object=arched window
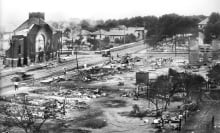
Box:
[35,34,45,52]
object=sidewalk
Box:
[0,54,84,77]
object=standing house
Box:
[107,26,146,42]
[106,30,126,43]
[212,40,220,60]
[0,32,13,56]
[189,39,200,65]
[188,17,213,65]
[198,18,208,45]
[90,29,107,40]
[127,27,145,40]
[80,30,91,45]
[5,12,61,67]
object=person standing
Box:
[212,115,215,129]
[14,81,19,91]
[63,68,67,80]
[63,68,67,75]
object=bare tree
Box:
[0,98,63,133]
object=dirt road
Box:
[0,43,146,95]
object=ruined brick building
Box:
[5,12,61,67]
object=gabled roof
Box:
[81,30,91,36]
[198,18,209,25]
[128,27,145,31]
[14,17,55,33]
[91,29,107,35]
[106,30,125,36]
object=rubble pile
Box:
[76,55,142,82]
[149,57,174,69]
[50,87,107,99]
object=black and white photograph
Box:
[0,0,220,132]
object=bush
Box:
[81,118,107,129]
[114,38,123,44]
[183,103,199,112]
[125,34,136,43]
[103,44,113,50]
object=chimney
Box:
[29,12,45,20]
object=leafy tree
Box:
[183,73,205,101]
[87,38,100,50]
[143,16,159,36]
[207,64,220,83]
[208,12,220,24]
[80,20,90,30]
[125,34,137,43]
[147,69,205,112]
[75,35,84,69]
[103,37,110,44]
[63,27,71,38]
[114,38,123,44]
[103,19,118,30]
[204,12,220,44]
[150,75,173,110]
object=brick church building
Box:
[5,12,61,67]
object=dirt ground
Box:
[1,50,191,133]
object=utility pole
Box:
[75,30,81,70]
[99,29,101,51]
[143,22,146,48]
[175,36,177,57]
[188,36,190,64]
[124,27,126,44]
[58,30,62,63]
[61,31,63,55]
[75,45,79,70]
[72,38,74,55]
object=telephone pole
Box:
[124,26,126,44]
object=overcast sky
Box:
[1,0,220,31]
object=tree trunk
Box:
[155,98,159,111]
[164,99,169,110]
[24,129,28,133]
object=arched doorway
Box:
[35,34,45,62]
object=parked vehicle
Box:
[102,50,111,57]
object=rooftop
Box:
[198,18,209,25]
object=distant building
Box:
[90,29,107,40]
[212,40,220,61]
[189,39,200,65]
[107,26,146,42]
[198,18,209,30]
[0,32,13,56]
[198,44,212,64]
[189,38,213,65]
[80,30,91,45]
[198,18,208,46]
[188,17,214,65]
[106,30,126,43]
[5,12,61,67]
[127,27,146,40]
